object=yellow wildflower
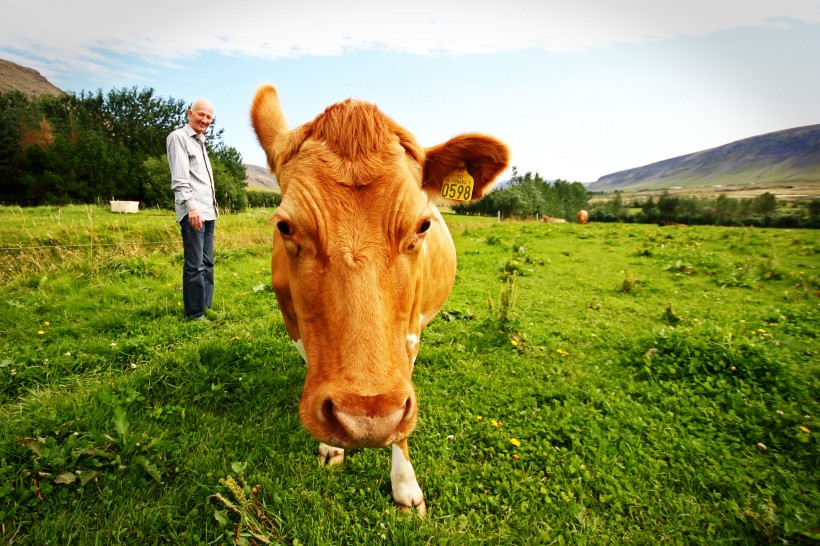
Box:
[799,426,811,434]
[38,330,45,336]
[511,339,519,346]
[556,349,569,357]
[220,475,249,508]
[476,415,483,421]
[510,438,521,447]
[44,321,50,326]
[491,419,502,427]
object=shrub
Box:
[246,191,281,208]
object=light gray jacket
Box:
[166,125,219,222]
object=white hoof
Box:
[317,442,345,466]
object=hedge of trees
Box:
[0,87,250,211]
[453,168,589,220]
[589,191,820,228]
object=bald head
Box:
[188,99,215,135]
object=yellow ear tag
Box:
[441,168,475,201]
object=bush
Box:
[246,191,281,208]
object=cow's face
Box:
[272,128,432,450]
[251,85,508,450]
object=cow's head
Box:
[251,85,508,449]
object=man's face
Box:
[188,104,214,135]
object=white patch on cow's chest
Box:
[406,333,420,365]
[406,334,419,352]
[294,339,307,362]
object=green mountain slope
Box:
[588,124,820,192]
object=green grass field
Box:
[1,205,818,545]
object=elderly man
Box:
[167,99,219,321]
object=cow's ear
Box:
[423,134,509,201]
[251,84,292,175]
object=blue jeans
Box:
[180,217,215,319]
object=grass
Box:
[0,205,818,544]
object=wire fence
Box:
[0,241,170,251]
[0,235,273,285]
[0,235,272,252]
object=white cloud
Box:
[3,0,818,181]
[3,0,820,76]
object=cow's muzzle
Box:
[305,389,418,449]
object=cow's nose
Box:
[321,393,416,448]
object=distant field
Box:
[0,206,817,544]
[589,180,820,204]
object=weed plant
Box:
[0,207,817,544]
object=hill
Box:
[588,124,820,192]
[245,164,280,191]
[0,58,63,99]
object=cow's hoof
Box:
[317,443,345,466]
[397,499,427,518]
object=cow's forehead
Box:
[305,99,422,160]
[278,98,424,187]
[274,97,433,254]
[282,138,421,191]
[278,124,427,228]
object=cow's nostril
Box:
[320,399,334,424]
[402,396,415,423]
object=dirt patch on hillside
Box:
[0,59,63,99]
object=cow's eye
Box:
[418,219,431,234]
[277,220,293,236]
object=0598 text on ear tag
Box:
[441,169,474,201]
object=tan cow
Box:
[541,216,568,223]
[251,84,509,515]
[577,209,589,224]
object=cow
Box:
[541,216,568,223]
[250,84,509,516]
[577,209,589,224]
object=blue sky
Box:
[2,1,819,182]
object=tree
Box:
[605,191,627,221]
[142,155,174,209]
[452,168,589,219]
[640,197,659,224]
[657,192,679,222]
[809,200,820,224]
[0,86,252,209]
[74,87,187,157]
[752,192,777,216]
[212,159,248,212]
[714,194,739,222]
[0,93,24,201]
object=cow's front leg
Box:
[391,439,426,516]
[318,442,345,466]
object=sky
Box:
[2,0,819,183]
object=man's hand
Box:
[188,209,203,230]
